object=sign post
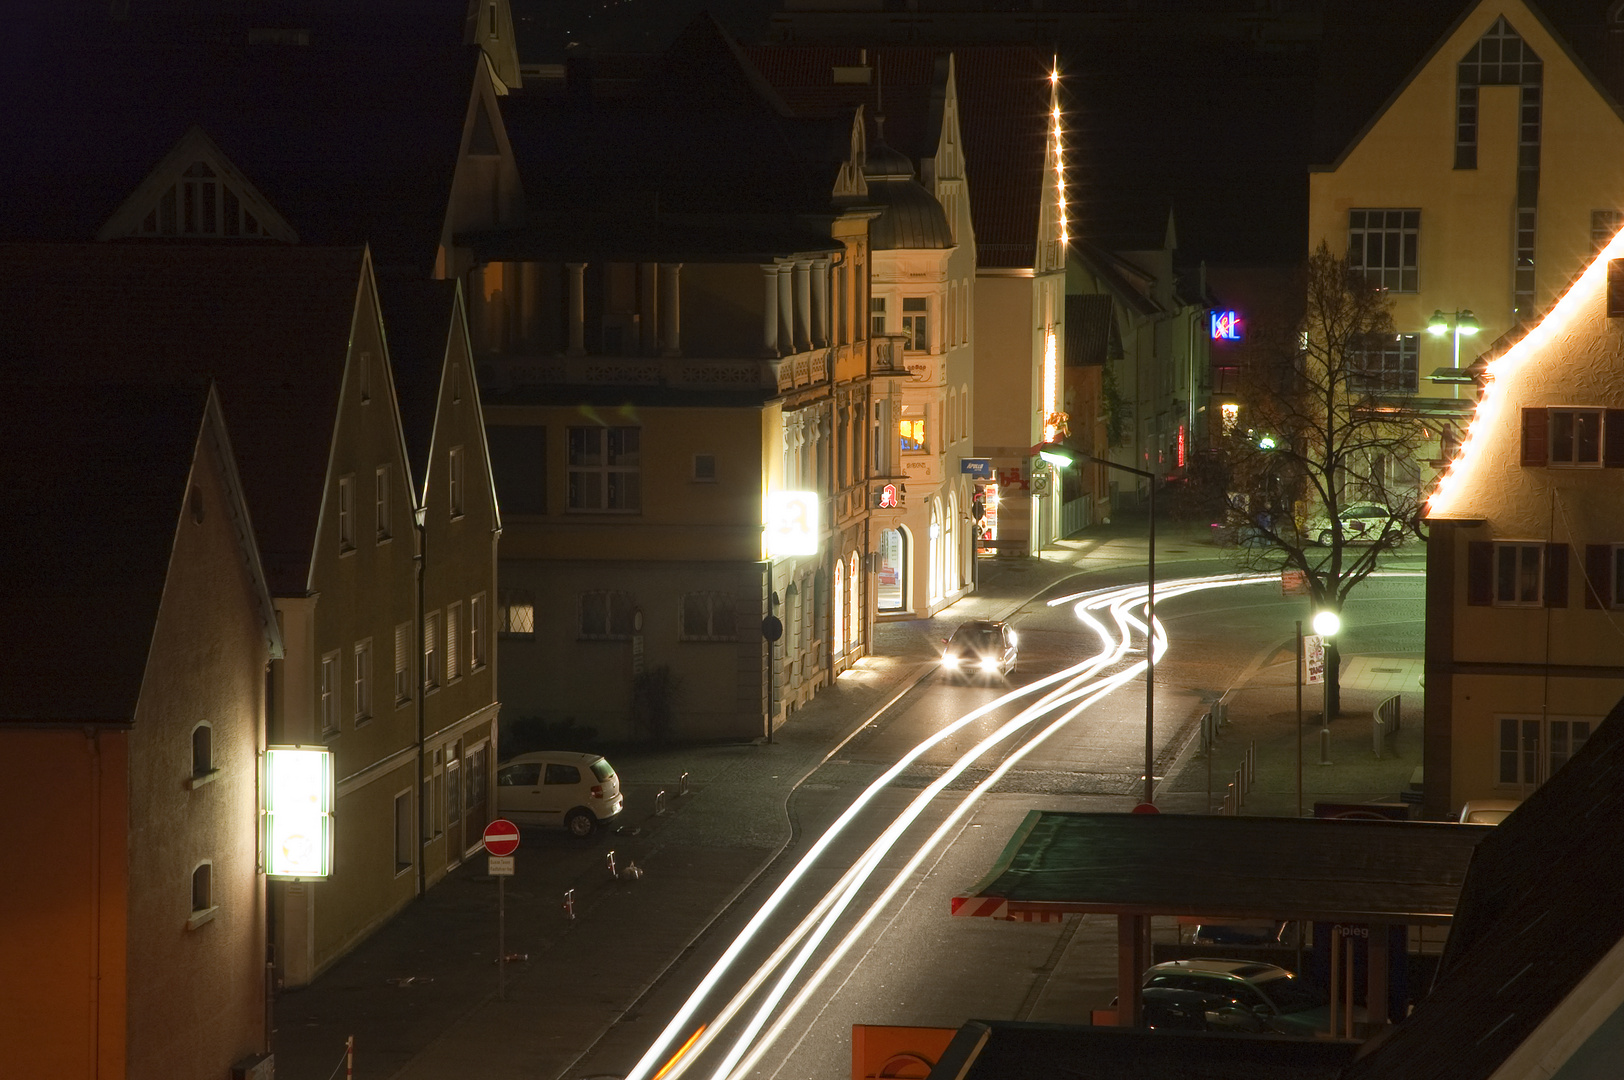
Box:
[1295,621,1304,817]
[1305,635,1330,765]
[483,819,520,999]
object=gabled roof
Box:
[0,36,484,275]
[0,243,372,596]
[749,44,1053,269]
[0,383,278,723]
[1344,694,1624,1080]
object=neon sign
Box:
[264,747,333,879]
[1211,310,1242,341]
[879,483,899,508]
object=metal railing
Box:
[1373,694,1402,759]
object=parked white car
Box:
[496,751,623,837]
[1307,503,1405,546]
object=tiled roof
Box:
[0,383,213,723]
[0,35,479,275]
[1065,294,1116,366]
[0,243,368,596]
[750,44,1054,269]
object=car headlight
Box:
[941,653,960,668]
[980,657,999,671]
[1006,629,1018,645]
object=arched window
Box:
[946,490,959,594]
[192,723,213,778]
[877,528,908,612]
[833,558,845,657]
[848,551,861,649]
[928,500,943,604]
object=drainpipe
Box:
[415,505,427,900]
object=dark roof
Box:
[0,243,368,595]
[0,383,212,723]
[865,176,954,251]
[1344,692,1624,1080]
[379,277,460,490]
[957,812,1487,925]
[929,1021,1359,1080]
[749,44,1055,269]
[0,36,480,275]
[1065,294,1116,366]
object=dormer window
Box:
[140,162,266,238]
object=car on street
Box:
[1459,798,1521,824]
[1142,985,1271,1033]
[940,619,1018,679]
[1142,958,1330,1037]
[1307,503,1405,546]
[495,751,623,837]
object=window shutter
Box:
[1545,544,1570,608]
[1609,259,1624,318]
[1586,544,1611,609]
[1607,410,1624,467]
[1521,408,1548,466]
[1467,541,1494,606]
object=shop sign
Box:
[264,747,334,879]
[766,490,820,556]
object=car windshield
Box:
[950,627,999,650]
[1257,973,1325,1014]
[590,759,615,782]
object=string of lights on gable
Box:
[1051,63,1067,249]
[1429,223,1624,516]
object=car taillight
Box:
[590,784,604,798]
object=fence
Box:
[1373,694,1402,759]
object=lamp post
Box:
[1039,443,1157,805]
[1427,309,1480,399]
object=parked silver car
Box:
[496,751,623,837]
[1142,958,1330,1037]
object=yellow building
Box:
[1309,0,1624,496]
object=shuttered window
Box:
[1584,544,1624,608]
[1469,541,1567,606]
[1609,259,1624,318]
[1522,408,1624,466]
[446,601,461,681]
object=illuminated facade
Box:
[1424,227,1624,817]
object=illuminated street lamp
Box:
[1041,443,1158,805]
[1311,609,1341,637]
[1427,309,1480,399]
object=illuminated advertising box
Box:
[766,490,820,557]
[264,747,334,879]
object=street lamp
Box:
[1427,309,1480,399]
[1038,442,1158,806]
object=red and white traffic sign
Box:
[483,819,520,857]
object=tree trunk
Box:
[1325,639,1342,719]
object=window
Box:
[337,475,355,552]
[470,594,488,669]
[1550,409,1604,466]
[137,161,268,239]
[1594,210,1624,253]
[499,762,541,786]
[581,590,635,639]
[394,791,413,874]
[545,763,582,785]
[1497,543,1544,606]
[191,724,213,780]
[486,425,547,514]
[354,640,372,723]
[189,862,214,927]
[394,622,413,705]
[446,602,462,681]
[320,651,340,736]
[900,405,927,452]
[1350,334,1420,394]
[693,454,717,482]
[375,465,391,541]
[1499,716,1591,786]
[423,748,443,840]
[424,611,440,691]
[902,297,928,351]
[1347,209,1419,292]
[681,592,737,640]
[567,427,641,511]
[359,350,373,404]
[1468,541,1567,608]
[870,296,887,336]
[449,446,466,518]
[500,590,535,636]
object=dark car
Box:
[1142,986,1270,1033]
[940,619,1018,679]
[1143,958,1331,1037]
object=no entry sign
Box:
[483,819,520,857]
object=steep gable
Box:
[97,124,296,243]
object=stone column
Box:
[778,264,795,354]
[638,262,659,355]
[793,260,813,353]
[566,262,587,356]
[659,263,683,356]
[810,258,830,349]
[761,263,780,356]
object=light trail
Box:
[630,570,1427,1080]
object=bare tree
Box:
[1217,243,1430,716]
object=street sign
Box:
[483,818,520,857]
[960,457,993,479]
[488,855,515,876]
[1305,635,1325,685]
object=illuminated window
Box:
[1348,210,1419,292]
[900,407,927,452]
[1350,334,1420,393]
[680,593,737,641]
[901,298,928,351]
[499,590,535,636]
[568,427,641,512]
[581,590,636,639]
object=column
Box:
[761,263,780,356]
[659,263,682,356]
[810,257,830,349]
[517,261,539,349]
[778,264,795,354]
[638,262,659,356]
[793,259,813,353]
[566,262,587,356]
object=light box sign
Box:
[766,490,820,557]
[1211,310,1242,341]
[265,747,334,879]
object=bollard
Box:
[563,888,575,920]
[1248,741,1257,791]
[1235,768,1245,808]
[679,771,690,797]
[655,789,668,816]
[1319,727,1333,766]
[606,850,617,879]
[1224,783,1235,814]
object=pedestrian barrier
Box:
[1373,694,1402,759]
[563,888,575,920]
[654,789,668,815]
[605,850,617,879]
[679,770,690,797]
